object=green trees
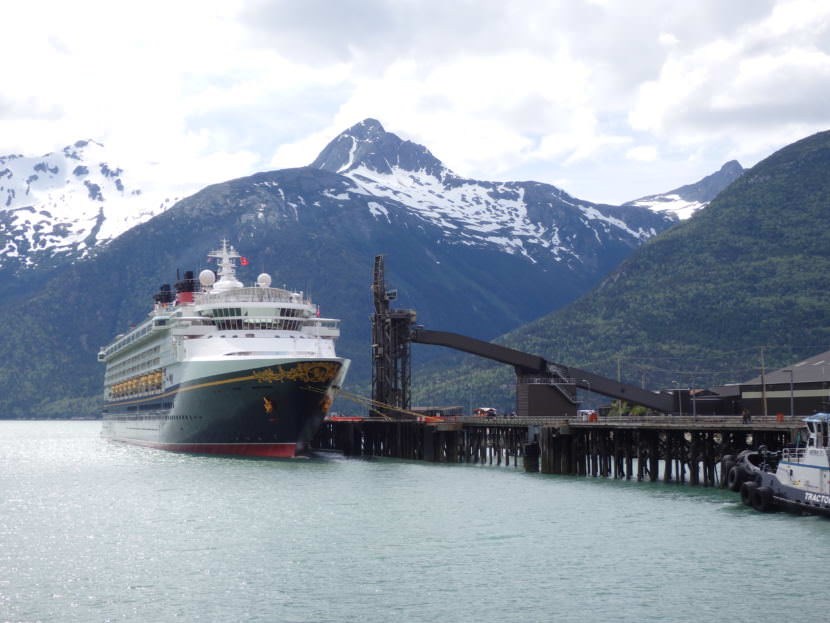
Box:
[415,130,830,411]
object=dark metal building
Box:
[739,350,830,416]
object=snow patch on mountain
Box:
[625,194,704,220]
[366,201,390,222]
[312,119,671,265]
[345,165,557,261]
[0,140,179,268]
[577,205,656,240]
[625,160,744,220]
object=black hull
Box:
[101,360,344,457]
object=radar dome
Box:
[257,273,272,288]
[199,269,216,287]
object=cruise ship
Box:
[99,240,349,457]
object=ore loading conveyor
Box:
[370,255,674,419]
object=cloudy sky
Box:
[3,0,829,203]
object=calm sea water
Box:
[2,420,829,623]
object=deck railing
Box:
[782,448,807,461]
[196,287,304,304]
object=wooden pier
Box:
[312,416,804,485]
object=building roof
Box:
[711,384,741,397]
[743,349,830,385]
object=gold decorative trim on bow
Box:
[252,362,341,384]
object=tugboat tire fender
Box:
[740,481,757,506]
[727,465,743,491]
[751,486,773,512]
[721,461,736,488]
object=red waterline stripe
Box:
[109,437,298,458]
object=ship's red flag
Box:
[240,257,249,265]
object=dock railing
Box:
[450,414,805,428]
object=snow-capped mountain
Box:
[0,140,180,269]
[625,160,744,220]
[0,119,678,417]
[311,119,672,267]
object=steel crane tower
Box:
[371,256,416,417]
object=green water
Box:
[2,421,829,622]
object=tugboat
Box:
[725,414,830,516]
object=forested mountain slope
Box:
[413,130,830,410]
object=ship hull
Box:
[102,359,347,458]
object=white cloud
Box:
[270,127,339,170]
[626,146,659,162]
[629,0,830,166]
[658,32,679,47]
[269,49,630,179]
[1,0,829,204]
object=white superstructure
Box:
[99,240,344,400]
[775,414,830,496]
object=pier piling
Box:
[312,416,802,487]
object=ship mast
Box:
[208,239,243,291]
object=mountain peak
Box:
[310,118,447,178]
[673,159,744,204]
[720,159,743,175]
[0,138,179,270]
[625,159,745,219]
[344,118,385,140]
